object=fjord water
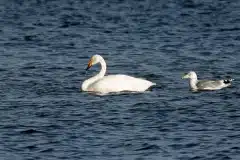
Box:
[1,0,240,159]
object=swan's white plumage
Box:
[82,55,156,93]
[88,74,155,93]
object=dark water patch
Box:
[235,36,240,40]
[9,37,22,41]
[0,68,7,72]
[231,146,240,150]
[185,142,199,148]
[131,102,156,108]
[35,111,51,118]
[189,156,204,160]
[39,148,54,153]
[199,51,212,56]
[142,73,159,79]
[135,143,160,151]
[60,21,81,28]
[25,144,38,150]
[20,129,45,134]
[20,65,37,70]
[24,35,39,41]
[180,0,204,8]
[227,134,240,139]
[219,27,240,32]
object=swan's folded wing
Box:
[89,74,155,93]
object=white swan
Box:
[82,55,156,93]
[182,71,234,91]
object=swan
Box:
[182,71,234,91]
[81,55,156,93]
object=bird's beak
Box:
[85,58,93,71]
[182,74,188,79]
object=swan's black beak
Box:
[85,65,91,71]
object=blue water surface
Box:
[0,0,240,160]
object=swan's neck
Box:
[82,59,107,91]
[189,78,198,90]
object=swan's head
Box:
[182,71,197,79]
[86,54,104,70]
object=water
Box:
[1,0,240,159]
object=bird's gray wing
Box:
[196,80,223,89]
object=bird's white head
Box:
[86,54,104,70]
[182,71,197,79]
